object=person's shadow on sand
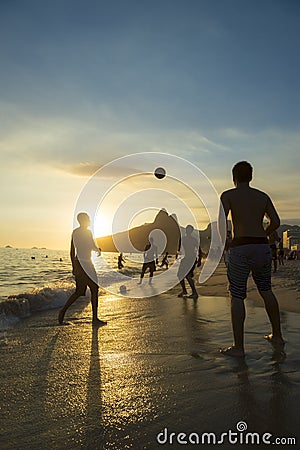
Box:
[83,327,105,448]
[27,331,60,439]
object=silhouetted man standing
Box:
[138,237,158,285]
[220,161,284,357]
[177,225,199,299]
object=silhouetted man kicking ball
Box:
[58,212,107,326]
[220,161,284,357]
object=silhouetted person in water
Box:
[278,237,284,266]
[160,252,169,269]
[269,229,279,273]
[177,225,198,299]
[197,245,203,267]
[118,253,125,270]
[138,237,158,285]
[220,161,284,357]
[58,212,106,326]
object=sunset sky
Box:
[1,0,299,249]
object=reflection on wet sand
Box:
[228,343,295,446]
[92,295,300,447]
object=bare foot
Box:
[264,334,285,346]
[92,319,107,327]
[220,346,245,358]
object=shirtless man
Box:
[138,237,158,285]
[220,161,284,357]
[177,225,199,299]
[58,212,107,326]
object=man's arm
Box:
[219,192,230,240]
[220,192,230,219]
[89,230,101,255]
[70,237,78,276]
[70,237,76,265]
[264,196,280,236]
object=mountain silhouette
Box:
[96,209,212,253]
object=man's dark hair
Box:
[232,161,253,183]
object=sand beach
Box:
[1,260,300,449]
[201,260,300,314]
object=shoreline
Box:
[199,260,300,314]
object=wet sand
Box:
[1,270,300,449]
[201,260,300,314]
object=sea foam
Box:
[0,285,74,331]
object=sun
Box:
[94,213,112,238]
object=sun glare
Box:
[94,213,112,238]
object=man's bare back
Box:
[221,184,280,239]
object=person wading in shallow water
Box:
[58,212,107,326]
[177,225,199,300]
[220,161,284,357]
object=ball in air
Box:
[154,167,166,179]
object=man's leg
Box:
[149,269,154,284]
[220,297,245,357]
[221,247,248,357]
[138,264,147,284]
[231,297,246,351]
[89,281,107,326]
[90,283,99,321]
[58,281,86,324]
[186,273,198,298]
[252,246,284,344]
[149,262,156,284]
[258,289,284,343]
[178,279,187,297]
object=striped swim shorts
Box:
[227,244,272,300]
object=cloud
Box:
[0,103,228,172]
[60,162,101,176]
[1,102,299,227]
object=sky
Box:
[0,0,299,249]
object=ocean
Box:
[0,248,144,331]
